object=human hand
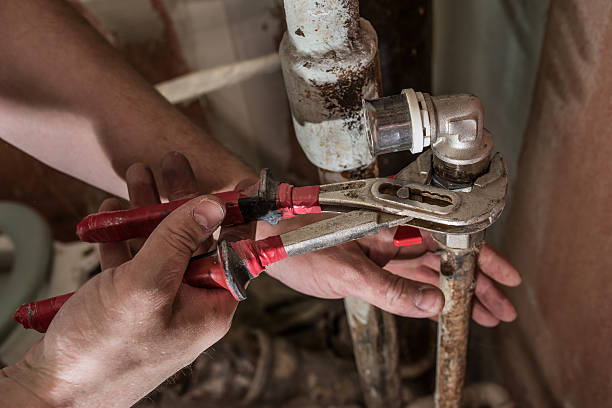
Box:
[262,218,521,327]
[2,154,237,408]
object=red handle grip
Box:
[77,191,244,243]
[13,254,229,333]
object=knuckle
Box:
[384,275,411,309]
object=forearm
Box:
[0,0,253,198]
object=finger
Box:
[98,198,131,270]
[161,151,199,201]
[345,257,445,318]
[472,298,501,327]
[127,163,161,207]
[124,195,226,298]
[478,243,522,287]
[474,270,517,322]
[385,252,441,285]
[126,163,161,252]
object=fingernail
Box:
[415,287,443,314]
[193,198,226,229]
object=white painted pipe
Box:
[284,0,360,53]
[156,53,280,104]
[280,0,380,172]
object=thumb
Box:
[127,195,226,296]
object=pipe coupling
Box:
[363,90,494,182]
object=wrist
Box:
[1,365,52,408]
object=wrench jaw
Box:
[399,152,508,235]
[316,150,509,234]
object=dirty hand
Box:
[1,158,236,407]
[264,219,521,326]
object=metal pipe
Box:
[430,95,492,406]
[431,233,483,408]
[283,0,360,54]
[280,1,401,406]
[361,89,500,407]
[280,0,379,173]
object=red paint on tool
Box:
[254,235,288,266]
[13,292,75,333]
[393,226,423,246]
[385,175,423,246]
[276,183,321,218]
[77,191,248,243]
[77,198,191,242]
[183,252,231,292]
[215,190,245,225]
[230,235,288,277]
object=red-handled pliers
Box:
[14,151,508,333]
[20,161,490,332]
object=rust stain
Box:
[317,59,377,131]
[339,161,378,180]
[435,249,478,407]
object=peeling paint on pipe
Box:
[280,0,380,172]
[284,0,360,54]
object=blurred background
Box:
[1,1,611,407]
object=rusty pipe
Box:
[280,1,401,406]
[431,233,483,408]
[431,126,491,408]
[361,89,501,407]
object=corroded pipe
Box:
[361,88,500,406]
[432,236,482,408]
[280,0,380,173]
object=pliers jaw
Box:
[218,241,250,301]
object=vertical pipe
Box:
[425,92,491,407]
[280,1,401,406]
[433,241,478,407]
[344,297,400,407]
[432,229,484,408]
